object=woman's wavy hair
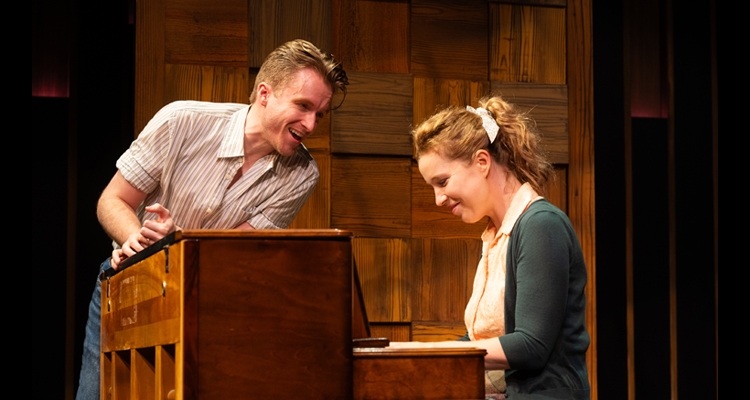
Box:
[412,96,552,195]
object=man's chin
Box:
[278,144,300,156]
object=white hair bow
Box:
[466,106,499,143]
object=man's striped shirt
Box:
[116,100,319,232]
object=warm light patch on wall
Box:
[32,66,70,98]
[32,0,71,98]
[629,0,668,119]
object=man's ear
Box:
[473,149,491,177]
[257,83,271,106]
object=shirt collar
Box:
[218,105,250,159]
[481,182,541,241]
[217,105,280,174]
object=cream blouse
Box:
[464,182,543,340]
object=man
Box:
[75,39,349,400]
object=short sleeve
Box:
[116,102,180,193]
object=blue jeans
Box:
[76,258,111,400]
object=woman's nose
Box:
[435,191,447,207]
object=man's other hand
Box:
[141,203,177,243]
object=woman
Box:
[391,96,590,399]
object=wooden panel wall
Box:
[135,0,249,133]
[566,0,596,391]
[134,0,596,396]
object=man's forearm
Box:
[97,196,143,246]
[97,171,149,246]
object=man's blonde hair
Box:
[249,39,348,109]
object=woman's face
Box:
[418,150,490,224]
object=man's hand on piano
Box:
[110,248,126,271]
[141,203,177,243]
[111,231,150,270]
[111,204,177,271]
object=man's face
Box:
[260,68,333,156]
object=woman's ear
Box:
[473,149,492,177]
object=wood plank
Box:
[353,238,412,322]
[411,0,489,80]
[112,351,131,399]
[490,3,566,84]
[288,150,331,229]
[135,0,166,136]
[413,77,492,130]
[165,0,248,66]
[412,320,468,342]
[332,0,410,73]
[247,68,258,104]
[546,165,568,213]
[133,348,156,399]
[248,0,332,67]
[155,345,176,400]
[369,323,411,342]
[164,64,249,104]
[209,66,250,103]
[332,71,413,155]
[331,155,412,237]
[410,238,482,321]
[412,160,487,239]
[490,82,569,164]
[100,352,112,399]
[566,0,597,397]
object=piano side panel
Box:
[195,237,353,398]
[181,239,200,399]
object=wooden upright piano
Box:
[100,229,485,399]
